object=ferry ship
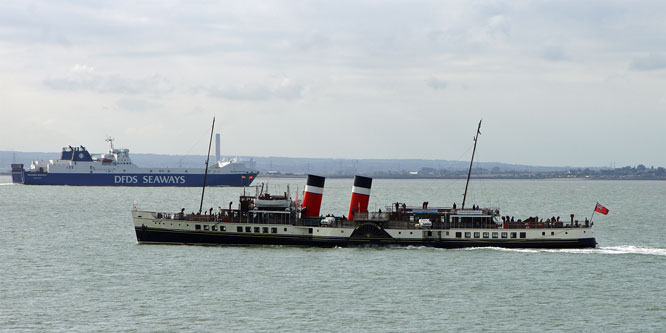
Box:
[131,121,599,249]
[11,137,258,187]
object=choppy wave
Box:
[0,183,15,186]
[459,245,666,256]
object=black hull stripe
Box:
[135,228,596,249]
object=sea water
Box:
[0,176,664,332]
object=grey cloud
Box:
[426,77,447,90]
[43,73,174,96]
[630,54,666,71]
[115,97,162,113]
[207,80,304,101]
[541,46,568,62]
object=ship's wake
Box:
[458,245,666,256]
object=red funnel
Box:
[348,175,372,220]
[301,174,325,217]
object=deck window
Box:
[203,225,209,231]
[237,226,243,232]
[464,232,471,238]
[284,228,288,232]
[221,226,226,232]
[245,226,251,232]
[427,231,433,237]
[195,225,201,230]
[455,232,462,238]
[271,227,277,233]
[483,232,489,238]
[520,232,526,238]
[254,227,260,233]
[551,232,554,235]
[212,226,217,231]
[542,232,546,236]
[501,232,508,238]
[510,232,517,238]
[262,227,269,233]
[474,232,480,238]
[492,232,498,238]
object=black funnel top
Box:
[353,175,372,189]
[306,174,326,187]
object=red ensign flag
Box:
[595,203,609,215]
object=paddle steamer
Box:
[132,120,597,248]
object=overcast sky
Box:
[1,0,665,167]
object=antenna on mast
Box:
[105,136,115,150]
[199,117,216,214]
[462,119,482,209]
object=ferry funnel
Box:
[215,133,221,162]
[348,175,372,220]
[301,174,325,217]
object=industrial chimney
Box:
[301,174,325,218]
[348,175,372,220]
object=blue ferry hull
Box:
[13,171,258,187]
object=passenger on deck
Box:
[453,202,457,209]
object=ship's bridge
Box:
[99,148,133,165]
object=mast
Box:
[462,119,482,209]
[105,136,115,150]
[199,117,216,214]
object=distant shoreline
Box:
[258,174,665,181]
[1,172,664,181]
